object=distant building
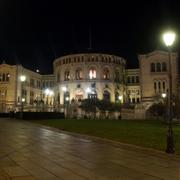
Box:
[139,51,179,109]
[0,50,178,114]
[0,63,54,112]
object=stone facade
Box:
[139,50,179,108]
[0,50,179,113]
[0,63,55,112]
[53,53,126,105]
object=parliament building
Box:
[0,50,179,117]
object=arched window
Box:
[115,70,120,82]
[103,90,110,101]
[127,76,131,83]
[151,63,155,72]
[156,63,161,72]
[158,81,161,93]
[154,82,157,93]
[131,76,135,83]
[64,91,70,104]
[162,62,167,72]
[136,76,139,83]
[2,73,5,81]
[163,81,166,91]
[64,70,70,81]
[76,68,83,80]
[115,92,119,102]
[6,73,10,81]
[89,67,96,79]
[103,68,109,80]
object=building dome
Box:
[53,53,126,104]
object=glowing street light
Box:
[118,95,123,101]
[44,89,54,108]
[162,30,176,153]
[45,88,50,95]
[62,86,67,92]
[163,31,176,47]
[86,87,91,93]
[20,75,26,119]
[161,93,167,98]
[61,87,69,118]
[21,98,25,102]
[20,75,26,82]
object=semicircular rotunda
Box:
[53,53,126,105]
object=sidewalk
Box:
[0,118,180,179]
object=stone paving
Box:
[0,118,180,180]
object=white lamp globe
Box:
[20,75,26,82]
[163,31,176,47]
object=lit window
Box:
[76,68,83,80]
[6,73,10,81]
[64,70,70,81]
[89,68,96,79]
[103,68,109,80]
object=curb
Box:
[27,121,180,161]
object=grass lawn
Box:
[30,119,180,154]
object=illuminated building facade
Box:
[0,50,179,113]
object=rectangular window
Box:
[131,76,135,83]
[30,79,34,87]
[136,76,139,83]
[137,98,140,103]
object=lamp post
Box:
[62,86,69,117]
[45,88,54,111]
[20,75,26,119]
[118,95,123,119]
[162,93,167,122]
[162,31,176,153]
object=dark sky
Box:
[0,0,180,74]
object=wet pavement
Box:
[0,118,180,180]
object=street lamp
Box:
[44,88,54,111]
[162,30,176,153]
[161,93,167,99]
[118,95,123,119]
[162,93,167,122]
[20,75,26,119]
[62,86,69,117]
[118,95,123,101]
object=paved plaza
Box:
[0,118,180,179]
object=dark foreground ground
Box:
[0,118,180,179]
[30,119,180,154]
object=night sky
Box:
[0,0,180,74]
